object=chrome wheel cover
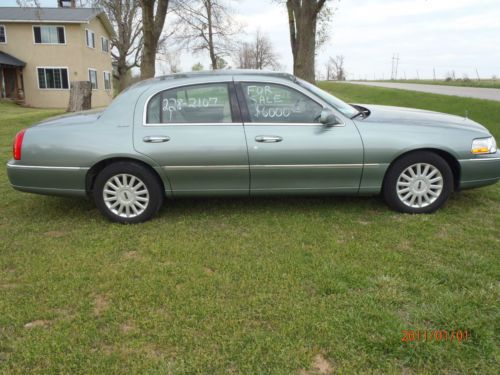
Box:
[396,163,443,208]
[103,174,149,218]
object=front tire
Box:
[383,151,453,213]
[93,162,164,223]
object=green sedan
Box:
[7,71,500,223]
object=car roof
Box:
[129,70,297,90]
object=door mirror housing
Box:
[319,108,342,127]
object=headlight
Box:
[471,137,497,154]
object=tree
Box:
[285,0,331,83]
[326,55,346,81]
[98,0,142,92]
[174,0,240,70]
[191,62,204,71]
[157,45,181,74]
[139,0,170,79]
[235,30,280,70]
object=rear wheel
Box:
[383,151,453,213]
[93,162,164,223]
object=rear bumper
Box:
[459,154,500,190]
[6,160,88,197]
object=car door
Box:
[134,80,249,196]
[235,78,364,194]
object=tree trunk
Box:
[286,0,323,83]
[116,56,129,92]
[140,0,169,79]
[206,1,217,70]
[67,81,92,112]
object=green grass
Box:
[375,79,500,89]
[1,86,499,374]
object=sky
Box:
[3,0,500,79]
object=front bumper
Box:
[459,152,500,190]
[6,160,88,197]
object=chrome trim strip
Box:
[459,157,500,162]
[162,163,379,170]
[164,165,248,170]
[144,123,242,127]
[251,163,377,169]
[7,164,89,171]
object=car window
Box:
[146,83,232,124]
[241,82,323,123]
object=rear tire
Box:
[93,162,164,223]
[383,151,453,213]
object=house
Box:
[0,7,114,108]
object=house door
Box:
[3,68,17,98]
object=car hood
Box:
[354,104,489,133]
[33,109,103,128]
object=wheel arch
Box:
[85,157,168,197]
[383,148,461,192]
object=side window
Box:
[146,83,233,124]
[0,25,6,43]
[241,82,322,123]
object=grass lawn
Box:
[1,84,499,374]
[375,79,500,89]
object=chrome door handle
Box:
[143,135,170,143]
[255,135,283,143]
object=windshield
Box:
[296,78,360,118]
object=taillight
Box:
[13,129,26,160]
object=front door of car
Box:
[134,81,249,196]
[235,79,364,194]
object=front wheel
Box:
[93,162,164,223]
[383,151,453,213]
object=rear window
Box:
[146,83,233,124]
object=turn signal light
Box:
[13,129,26,160]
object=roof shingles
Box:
[0,7,101,23]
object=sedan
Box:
[7,70,500,223]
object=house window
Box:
[85,29,95,48]
[88,69,98,90]
[37,68,69,89]
[101,36,109,52]
[33,26,65,44]
[103,71,111,90]
[0,25,6,43]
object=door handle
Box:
[143,135,170,143]
[255,135,283,143]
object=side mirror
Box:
[319,108,342,127]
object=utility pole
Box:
[475,68,480,81]
[433,68,436,81]
[391,53,400,80]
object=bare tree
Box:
[139,0,170,79]
[157,44,181,74]
[235,30,280,70]
[96,0,142,92]
[174,0,241,70]
[326,55,346,81]
[284,0,332,83]
[236,42,254,69]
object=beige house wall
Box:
[0,17,113,108]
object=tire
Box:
[93,161,164,223]
[382,151,453,214]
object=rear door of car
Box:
[234,76,364,194]
[134,78,249,196]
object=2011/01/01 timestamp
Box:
[402,330,470,343]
